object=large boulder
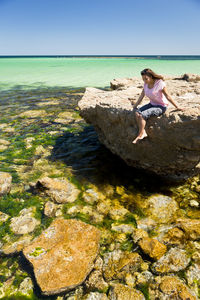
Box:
[23,218,100,296]
[78,83,200,180]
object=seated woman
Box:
[129,68,183,144]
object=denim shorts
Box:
[136,103,167,120]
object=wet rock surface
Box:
[138,237,167,260]
[10,207,40,235]
[0,172,12,195]
[23,218,100,295]
[78,76,200,180]
[0,85,200,299]
[108,283,145,300]
[35,176,80,203]
[151,247,191,274]
[159,276,197,300]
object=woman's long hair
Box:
[141,68,164,80]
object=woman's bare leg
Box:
[132,112,147,144]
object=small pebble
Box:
[189,200,199,207]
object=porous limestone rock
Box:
[78,82,200,180]
[103,250,142,281]
[18,110,47,118]
[176,218,200,240]
[111,223,135,234]
[85,269,109,293]
[186,263,200,287]
[0,172,12,195]
[138,194,178,224]
[10,207,40,235]
[0,235,32,254]
[132,228,149,243]
[159,276,197,300]
[108,283,145,300]
[83,292,108,300]
[151,247,190,274]
[35,176,80,203]
[0,139,10,151]
[44,201,60,217]
[181,73,200,82]
[110,77,141,90]
[23,218,100,296]
[0,211,10,223]
[138,237,167,260]
[18,277,34,296]
[161,227,185,246]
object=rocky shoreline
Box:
[0,84,199,299]
[78,73,200,181]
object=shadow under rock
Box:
[50,125,172,193]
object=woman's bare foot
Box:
[132,131,148,144]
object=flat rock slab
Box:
[23,218,100,296]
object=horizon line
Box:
[0,54,200,57]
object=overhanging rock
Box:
[78,85,200,181]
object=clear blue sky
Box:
[0,0,200,55]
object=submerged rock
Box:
[137,194,178,224]
[1,235,32,254]
[35,176,80,203]
[138,237,167,260]
[44,201,60,217]
[103,250,142,281]
[23,218,100,296]
[83,292,108,300]
[85,269,109,293]
[151,247,190,274]
[0,211,10,223]
[0,172,12,195]
[18,109,47,118]
[159,276,197,300]
[78,83,200,180]
[176,218,200,240]
[108,283,145,300]
[10,207,40,235]
[161,227,185,246]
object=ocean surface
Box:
[0,55,200,90]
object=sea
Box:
[0,55,200,90]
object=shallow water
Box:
[0,58,200,299]
[0,56,200,90]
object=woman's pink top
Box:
[144,79,168,107]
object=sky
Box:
[0,0,200,55]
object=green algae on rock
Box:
[0,86,200,299]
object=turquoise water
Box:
[0,56,200,90]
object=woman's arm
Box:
[129,89,145,109]
[162,87,184,111]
